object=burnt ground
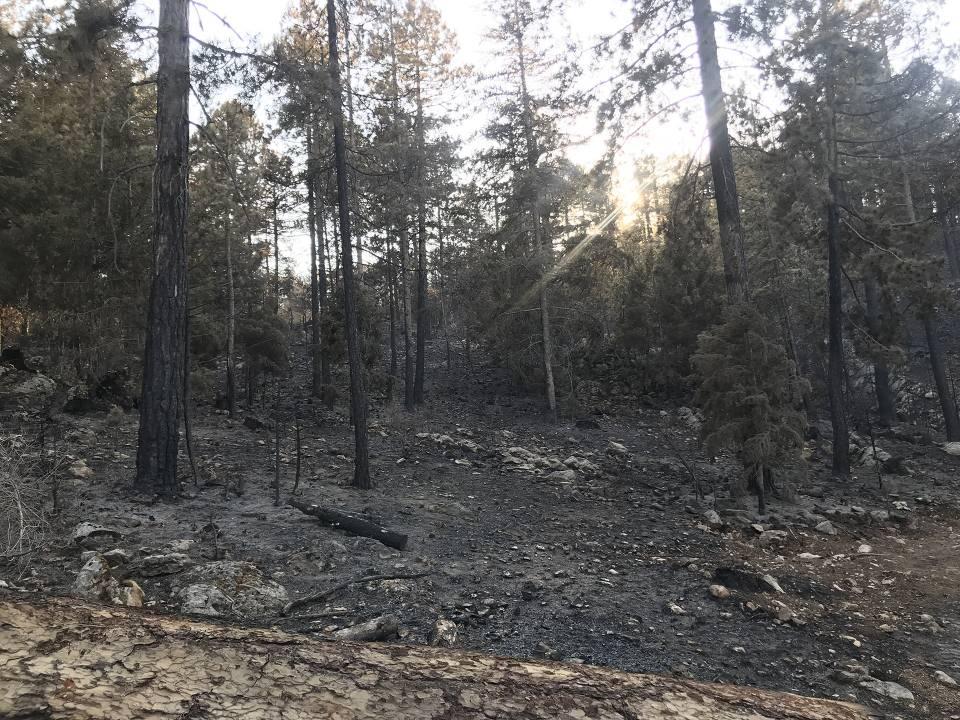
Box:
[3,350,960,719]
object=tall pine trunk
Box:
[136,0,189,495]
[225,217,237,417]
[306,125,322,399]
[513,0,556,421]
[902,168,960,439]
[826,171,849,476]
[316,201,333,405]
[413,68,427,406]
[863,277,896,426]
[327,0,370,489]
[923,316,960,440]
[691,0,748,301]
[400,225,415,411]
[273,195,281,314]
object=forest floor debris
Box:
[2,359,959,719]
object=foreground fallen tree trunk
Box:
[0,595,868,720]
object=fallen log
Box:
[333,613,400,641]
[290,498,408,550]
[1,594,869,720]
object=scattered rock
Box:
[761,574,785,594]
[520,579,544,601]
[0,364,57,409]
[73,554,118,601]
[72,554,143,607]
[666,602,687,615]
[546,469,577,483]
[859,678,914,702]
[68,460,94,479]
[869,510,890,523]
[429,619,458,647]
[757,530,789,547]
[607,441,629,457]
[117,580,145,607]
[179,583,233,617]
[533,641,562,660]
[815,520,837,535]
[178,561,288,617]
[940,441,960,456]
[703,509,723,528]
[934,670,957,687]
[72,522,122,548]
[101,548,131,567]
[563,456,601,476]
[709,584,730,600]
[137,553,193,577]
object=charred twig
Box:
[281,571,431,616]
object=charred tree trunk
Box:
[225,217,237,418]
[327,0,370,489]
[438,205,452,371]
[826,171,849,477]
[386,236,399,401]
[902,170,960,440]
[315,193,333,407]
[136,0,189,495]
[400,225,415,411]
[923,314,960,440]
[413,68,428,406]
[863,277,896,427]
[513,0,556,422]
[692,0,748,301]
[0,595,869,720]
[273,195,281,315]
[306,125,322,400]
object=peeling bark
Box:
[0,596,868,720]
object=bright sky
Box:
[184,0,960,270]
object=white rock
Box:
[703,509,723,527]
[709,584,730,600]
[815,520,837,535]
[429,618,459,647]
[69,460,94,479]
[71,522,122,547]
[73,554,118,600]
[857,544,873,554]
[941,441,960,456]
[761,574,785,594]
[179,583,232,617]
[859,679,914,702]
[934,670,957,687]
[607,441,629,456]
[179,561,288,617]
[138,552,193,577]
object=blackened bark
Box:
[924,314,960,441]
[863,278,896,426]
[513,0,556,421]
[826,172,849,476]
[306,125,322,399]
[692,0,748,302]
[400,225,415,411]
[413,68,427,406]
[327,0,370,489]
[136,0,189,495]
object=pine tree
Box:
[693,304,808,512]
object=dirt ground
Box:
[3,352,960,719]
